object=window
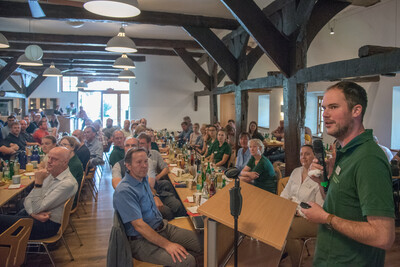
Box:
[60,77,78,92]
[258,94,270,128]
[392,86,400,149]
[317,96,324,135]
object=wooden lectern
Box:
[198,182,297,267]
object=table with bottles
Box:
[0,146,43,209]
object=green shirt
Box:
[209,141,231,167]
[246,155,276,193]
[314,130,394,267]
[109,146,125,167]
[206,139,218,157]
[69,154,83,209]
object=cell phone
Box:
[300,202,311,209]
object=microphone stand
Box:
[225,167,242,267]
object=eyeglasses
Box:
[60,143,72,147]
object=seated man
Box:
[0,147,78,240]
[102,118,120,151]
[33,120,50,144]
[113,137,185,220]
[113,148,202,266]
[109,130,125,167]
[20,119,37,144]
[1,115,16,139]
[5,121,27,151]
[177,122,193,143]
[84,126,104,166]
[272,120,284,141]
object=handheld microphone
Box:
[313,140,329,192]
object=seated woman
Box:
[280,144,323,267]
[248,121,265,142]
[240,138,276,193]
[38,135,57,169]
[189,123,201,147]
[206,129,232,169]
[59,136,84,209]
[235,132,251,171]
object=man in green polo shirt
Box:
[302,81,395,266]
[109,130,126,167]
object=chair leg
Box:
[42,243,56,267]
[61,235,74,261]
[69,219,83,246]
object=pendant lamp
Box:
[118,68,136,79]
[106,27,137,53]
[25,44,43,61]
[0,33,10,48]
[113,54,136,69]
[84,0,141,18]
[76,80,88,89]
[17,54,43,66]
[43,62,62,77]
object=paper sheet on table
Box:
[8,184,21,189]
[171,167,183,176]
[169,163,177,167]
[24,172,35,176]
[187,196,194,203]
[186,206,199,214]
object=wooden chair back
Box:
[277,176,290,196]
[273,161,283,193]
[59,197,74,236]
[0,218,33,267]
[70,172,86,214]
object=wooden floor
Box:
[22,162,400,267]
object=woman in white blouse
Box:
[280,144,323,267]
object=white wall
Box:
[129,55,209,131]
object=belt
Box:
[127,222,164,241]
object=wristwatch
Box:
[34,183,43,188]
[326,213,335,229]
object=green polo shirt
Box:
[314,129,394,267]
[206,139,218,157]
[246,155,276,193]
[109,146,125,167]
[69,154,83,209]
[209,141,231,167]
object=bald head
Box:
[46,147,70,177]
[72,129,84,142]
[124,137,138,153]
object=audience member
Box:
[33,120,50,144]
[146,129,160,152]
[177,122,192,143]
[59,136,84,209]
[189,123,201,147]
[20,119,36,144]
[272,120,285,141]
[228,119,236,130]
[248,121,265,141]
[84,126,104,166]
[25,115,37,134]
[113,148,202,266]
[225,124,236,150]
[4,121,26,151]
[240,139,276,193]
[103,118,120,149]
[54,104,63,115]
[66,102,77,115]
[72,129,91,170]
[122,119,131,138]
[39,135,57,169]
[206,129,232,168]
[202,125,217,156]
[32,113,42,128]
[130,121,139,136]
[109,130,125,167]
[76,106,89,130]
[280,145,323,267]
[133,125,146,138]
[1,115,16,139]
[139,118,147,127]
[0,147,78,240]
[49,114,60,130]
[235,132,251,171]
[373,136,394,162]
[183,116,193,131]
[214,121,221,131]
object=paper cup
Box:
[12,175,21,184]
[193,192,202,206]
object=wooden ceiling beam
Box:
[184,26,239,84]
[0,58,19,87]
[2,31,201,49]
[0,52,146,62]
[2,45,204,58]
[6,77,23,94]
[174,48,211,89]
[220,0,290,76]
[26,74,47,98]
[0,1,239,30]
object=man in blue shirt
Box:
[177,122,193,143]
[113,148,202,266]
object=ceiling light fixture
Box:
[76,80,88,89]
[84,0,141,18]
[25,44,43,61]
[329,19,336,35]
[17,54,43,66]
[118,68,136,79]
[113,54,136,69]
[43,62,62,77]
[0,32,10,48]
[106,26,137,53]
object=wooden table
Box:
[265,140,284,148]
[0,175,35,208]
[168,169,197,213]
